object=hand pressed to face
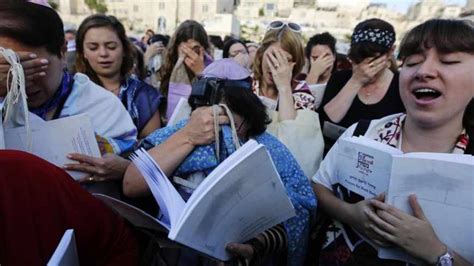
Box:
[83,27,124,79]
[351,54,389,86]
[262,43,295,91]
[309,44,335,79]
[179,39,205,75]
[229,43,250,68]
[144,41,165,61]
[367,195,445,264]
[0,37,64,108]
[0,51,48,96]
[181,106,230,146]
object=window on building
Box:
[133,5,138,12]
[203,4,208,12]
[159,2,165,10]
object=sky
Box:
[369,0,467,13]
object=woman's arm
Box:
[122,106,229,197]
[138,110,161,139]
[323,55,387,123]
[266,47,297,121]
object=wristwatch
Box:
[437,250,454,266]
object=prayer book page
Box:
[337,136,402,199]
[379,154,474,263]
[94,193,170,232]
[131,140,295,261]
[4,113,101,180]
[47,229,79,266]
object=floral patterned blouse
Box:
[252,75,316,111]
[140,121,317,266]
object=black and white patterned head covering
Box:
[351,27,395,48]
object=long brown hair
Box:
[159,20,209,95]
[75,14,135,86]
[252,27,305,88]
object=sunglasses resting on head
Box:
[267,21,302,34]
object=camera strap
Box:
[213,104,241,162]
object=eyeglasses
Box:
[267,21,302,34]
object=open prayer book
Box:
[0,47,100,180]
[337,136,474,263]
[47,229,79,266]
[101,140,295,261]
[2,113,101,180]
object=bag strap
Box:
[353,119,371,137]
[213,104,241,162]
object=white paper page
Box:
[169,142,295,261]
[379,156,474,263]
[186,140,259,203]
[138,149,186,227]
[174,140,260,233]
[94,193,171,231]
[337,137,401,199]
[4,114,101,180]
[403,152,473,165]
[47,229,79,266]
[167,97,191,126]
[131,149,186,229]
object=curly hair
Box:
[159,20,210,95]
[75,14,135,86]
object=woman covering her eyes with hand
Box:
[304,32,337,109]
[252,21,324,179]
[223,38,251,69]
[318,19,405,153]
[75,14,162,140]
[159,20,213,120]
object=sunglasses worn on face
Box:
[267,21,302,34]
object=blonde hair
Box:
[252,28,305,86]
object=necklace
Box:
[107,85,121,95]
[361,85,378,97]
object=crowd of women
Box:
[0,1,472,265]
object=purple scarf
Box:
[30,71,72,120]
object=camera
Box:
[188,77,251,110]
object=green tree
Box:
[85,0,108,14]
